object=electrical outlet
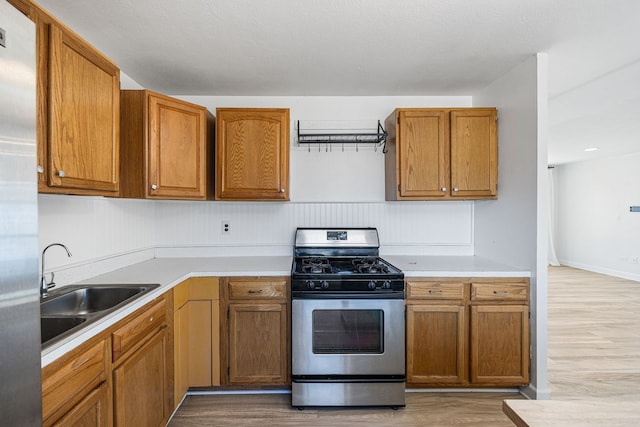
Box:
[222,220,231,235]
[632,257,639,265]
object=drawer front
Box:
[112,298,166,362]
[42,339,107,423]
[228,279,287,300]
[407,281,465,300]
[471,283,528,302]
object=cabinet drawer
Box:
[471,283,528,302]
[228,279,287,300]
[407,281,465,300]
[42,339,107,423]
[112,298,166,362]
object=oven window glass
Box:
[312,309,384,354]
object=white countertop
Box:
[41,255,529,366]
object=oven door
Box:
[292,297,405,377]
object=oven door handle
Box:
[292,291,404,300]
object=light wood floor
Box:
[169,266,640,426]
[547,265,640,400]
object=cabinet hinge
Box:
[227,367,230,376]
[398,184,401,192]
[397,116,400,124]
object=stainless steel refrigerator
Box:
[0,2,42,425]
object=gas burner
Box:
[301,257,332,274]
[352,257,390,274]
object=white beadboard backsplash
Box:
[153,200,474,257]
[39,195,474,285]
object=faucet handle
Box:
[47,272,56,289]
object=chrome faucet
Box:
[40,243,72,298]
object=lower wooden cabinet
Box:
[41,293,172,427]
[173,277,220,407]
[407,304,467,384]
[113,328,169,426]
[42,338,110,426]
[220,277,290,387]
[406,278,529,388]
[52,382,110,427]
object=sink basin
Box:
[41,285,158,316]
[40,283,160,347]
[41,316,87,345]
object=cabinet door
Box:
[228,303,289,384]
[147,94,207,198]
[450,109,497,198]
[470,305,529,385]
[113,329,169,427]
[52,382,109,427]
[47,22,119,193]
[406,304,467,385]
[397,110,448,198]
[215,108,289,200]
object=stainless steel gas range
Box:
[290,228,405,409]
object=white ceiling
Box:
[36,0,640,165]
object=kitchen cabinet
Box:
[406,278,529,388]
[470,282,530,385]
[173,277,221,407]
[41,338,110,426]
[406,281,467,385]
[215,108,290,201]
[385,108,497,200]
[30,4,120,196]
[112,297,171,426]
[120,90,214,200]
[220,277,290,386]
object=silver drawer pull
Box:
[248,289,263,294]
[493,291,509,296]
[429,290,443,294]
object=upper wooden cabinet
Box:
[120,90,214,200]
[215,108,290,201]
[385,108,497,200]
[32,5,120,195]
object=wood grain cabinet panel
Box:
[173,277,221,409]
[215,108,289,200]
[385,108,497,200]
[51,382,109,427]
[113,328,170,427]
[30,5,121,195]
[470,305,530,385]
[41,338,109,426]
[407,304,467,384]
[120,90,213,200]
[221,277,290,387]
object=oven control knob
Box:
[368,280,377,290]
[306,280,316,290]
[382,280,392,289]
[321,280,330,290]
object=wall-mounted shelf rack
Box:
[296,120,388,152]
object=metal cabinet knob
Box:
[441,187,447,192]
[280,188,285,193]
[151,184,157,190]
[57,170,65,177]
[37,165,44,173]
[453,187,459,192]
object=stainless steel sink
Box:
[41,316,87,345]
[40,283,160,347]
[41,285,158,316]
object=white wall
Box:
[554,152,640,281]
[38,195,155,285]
[473,54,549,399]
